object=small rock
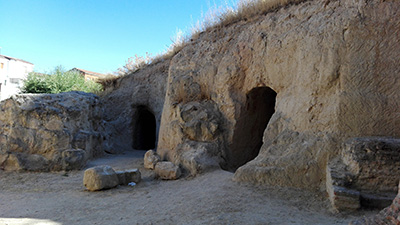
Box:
[116,169,141,185]
[144,150,161,170]
[155,161,181,180]
[83,165,119,191]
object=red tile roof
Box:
[70,68,105,78]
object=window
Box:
[0,63,3,69]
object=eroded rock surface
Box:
[101,60,169,153]
[156,0,400,190]
[0,92,104,171]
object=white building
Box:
[0,55,34,101]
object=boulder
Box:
[83,166,119,191]
[175,141,221,175]
[144,150,161,170]
[155,162,181,180]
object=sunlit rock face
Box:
[0,91,104,171]
[155,0,400,190]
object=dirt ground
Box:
[0,151,378,225]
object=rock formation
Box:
[101,0,400,200]
[0,0,398,217]
[101,60,169,153]
[0,92,104,171]
[153,0,400,191]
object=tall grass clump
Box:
[21,66,103,94]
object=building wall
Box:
[0,57,34,101]
[84,74,100,81]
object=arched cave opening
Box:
[228,87,277,170]
[132,106,156,150]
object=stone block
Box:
[360,192,397,209]
[342,137,400,192]
[144,150,161,170]
[326,158,360,212]
[327,185,360,212]
[155,161,181,180]
[83,166,119,191]
[116,169,141,185]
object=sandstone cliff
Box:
[154,0,400,190]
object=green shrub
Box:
[21,66,103,94]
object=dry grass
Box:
[96,74,120,88]
[115,0,308,78]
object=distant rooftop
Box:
[70,68,105,78]
[0,54,34,65]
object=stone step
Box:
[326,157,360,212]
[360,191,397,209]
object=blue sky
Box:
[0,0,236,74]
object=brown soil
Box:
[0,151,378,225]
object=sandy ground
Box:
[0,151,378,225]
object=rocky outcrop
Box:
[155,0,400,190]
[101,60,169,153]
[0,92,104,171]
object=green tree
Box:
[21,66,102,94]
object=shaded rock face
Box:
[0,92,104,171]
[101,60,169,153]
[326,137,400,212]
[351,182,400,225]
[156,0,400,189]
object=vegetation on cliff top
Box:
[21,66,103,94]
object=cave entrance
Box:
[132,106,156,150]
[229,87,277,170]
